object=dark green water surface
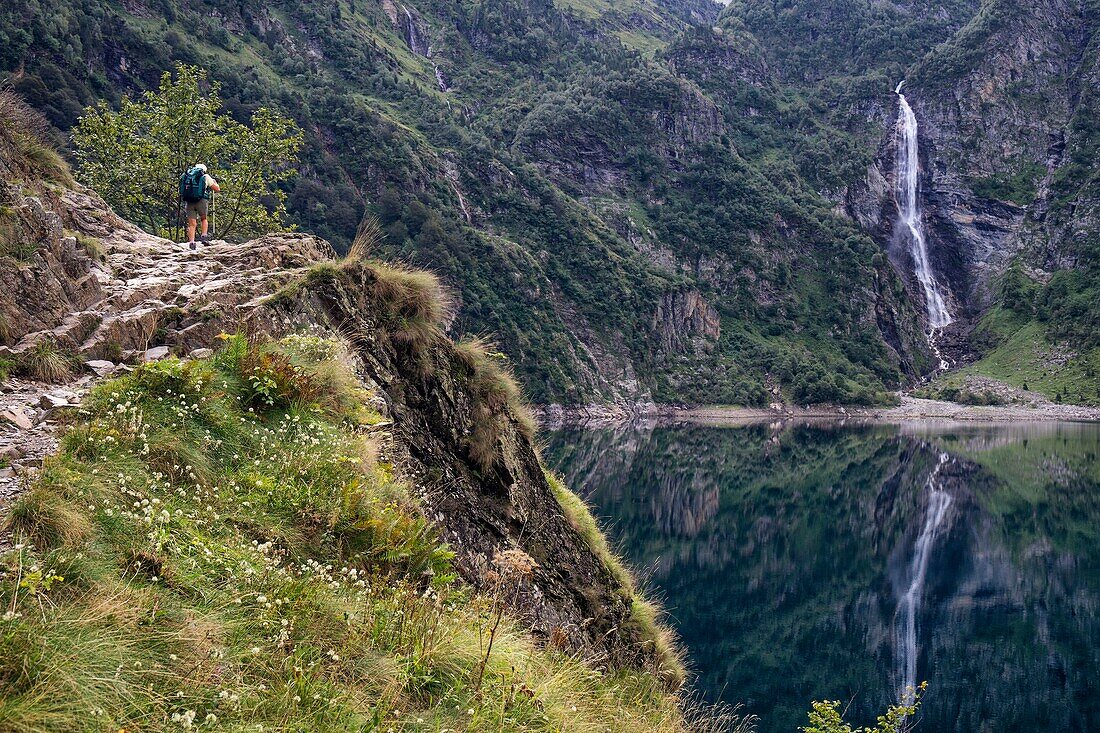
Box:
[544,421,1100,733]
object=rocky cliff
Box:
[906,0,1097,307]
[0,133,673,677]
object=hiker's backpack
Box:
[179,167,207,203]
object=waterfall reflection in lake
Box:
[893,452,952,704]
[545,421,1100,733]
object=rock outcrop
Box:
[0,173,662,674]
[651,288,720,357]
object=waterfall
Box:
[401,5,448,92]
[893,81,953,363]
[402,6,429,57]
[894,452,953,704]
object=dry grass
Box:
[345,216,384,262]
[366,261,450,355]
[0,88,73,186]
[454,336,539,471]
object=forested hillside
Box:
[2,0,1097,405]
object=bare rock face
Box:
[235,263,664,674]
[0,186,104,348]
[652,288,720,357]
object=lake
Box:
[544,420,1100,733]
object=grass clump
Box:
[346,215,385,262]
[365,260,450,354]
[546,471,687,689]
[73,231,105,262]
[0,89,73,186]
[0,334,713,733]
[15,337,75,382]
[454,337,539,471]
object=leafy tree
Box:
[72,64,302,242]
[802,683,925,733]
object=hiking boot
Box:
[189,241,197,251]
[199,234,212,243]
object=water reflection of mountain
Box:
[545,423,1100,733]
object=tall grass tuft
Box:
[16,337,74,382]
[454,336,539,471]
[4,485,93,550]
[345,216,384,262]
[364,261,450,358]
[0,88,73,186]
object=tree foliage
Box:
[72,64,302,241]
[802,683,925,733]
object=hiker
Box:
[180,163,221,249]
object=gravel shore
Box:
[540,394,1100,428]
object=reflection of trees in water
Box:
[544,423,1100,733]
[649,471,721,538]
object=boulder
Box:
[85,359,117,377]
[39,393,71,409]
[143,346,171,362]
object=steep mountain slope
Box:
[0,111,701,728]
[720,0,1099,403]
[848,0,1100,402]
[0,0,932,406]
[4,0,1096,405]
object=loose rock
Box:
[1,408,33,431]
[85,359,117,376]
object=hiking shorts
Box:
[185,199,209,219]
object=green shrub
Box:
[802,682,924,733]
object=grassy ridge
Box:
[936,305,1100,406]
[0,335,724,732]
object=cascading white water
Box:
[894,452,953,704]
[894,81,953,364]
[402,5,449,92]
[402,6,429,56]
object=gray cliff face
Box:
[882,0,1097,311]
[651,289,721,358]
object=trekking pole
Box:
[210,190,216,239]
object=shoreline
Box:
[538,396,1100,428]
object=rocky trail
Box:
[3,178,668,668]
[1,183,338,537]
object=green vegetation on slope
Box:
[949,261,1100,405]
[0,0,929,405]
[0,335,715,732]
